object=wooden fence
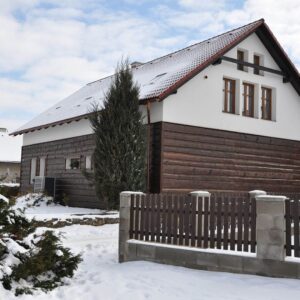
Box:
[285,198,300,257]
[129,193,256,253]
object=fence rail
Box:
[285,198,300,257]
[129,193,256,253]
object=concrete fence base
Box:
[126,240,300,279]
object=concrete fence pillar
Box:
[249,190,267,198]
[190,191,211,198]
[119,191,144,263]
[255,195,286,261]
[190,190,211,209]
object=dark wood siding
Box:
[20,134,103,208]
[161,122,300,193]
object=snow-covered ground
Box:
[0,183,20,187]
[1,224,300,300]
[13,194,118,221]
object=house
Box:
[11,19,300,208]
[0,130,21,183]
[0,161,20,183]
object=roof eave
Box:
[10,113,92,136]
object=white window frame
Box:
[30,158,37,184]
[85,155,92,170]
[65,157,80,170]
[39,157,46,177]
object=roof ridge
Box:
[86,19,264,86]
[144,18,264,66]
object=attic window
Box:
[85,96,92,101]
[56,106,61,110]
[237,49,248,72]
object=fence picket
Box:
[230,198,236,251]
[216,197,222,249]
[179,195,184,245]
[237,198,243,251]
[190,195,196,247]
[184,195,191,246]
[161,194,167,243]
[134,194,140,240]
[167,194,173,244]
[250,197,256,253]
[243,196,250,252]
[197,196,203,248]
[285,199,292,256]
[140,194,145,240]
[223,197,229,250]
[144,194,150,241]
[209,196,216,249]
[203,197,209,248]
[129,194,134,239]
[173,195,178,245]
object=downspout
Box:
[146,101,151,193]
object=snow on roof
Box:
[0,132,22,162]
[13,19,263,135]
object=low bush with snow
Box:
[0,200,82,296]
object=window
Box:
[223,78,236,114]
[66,157,80,170]
[243,83,255,117]
[254,55,260,75]
[85,155,92,170]
[30,158,37,184]
[237,50,245,71]
[261,87,272,120]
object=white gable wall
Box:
[23,103,163,146]
[23,118,94,146]
[162,33,300,141]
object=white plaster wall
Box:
[24,103,164,146]
[23,118,94,146]
[162,33,300,141]
[139,101,163,124]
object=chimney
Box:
[130,61,143,69]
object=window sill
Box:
[261,118,275,122]
[242,113,255,118]
[222,110,238,115]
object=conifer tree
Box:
[89,60,146,209]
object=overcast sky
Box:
[0,0,300,159]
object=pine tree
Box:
[89,60,146,209]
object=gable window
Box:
[223,78,236,114]
[243,83,255,117]
[253,55,260,75]
[237,50,245,71]
[261,87,272,120]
